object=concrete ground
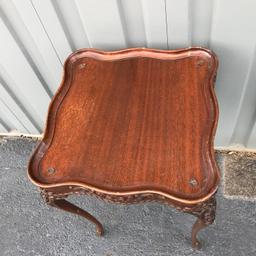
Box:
[0,137,255,256]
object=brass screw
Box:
[79,63,86,69]
[189,178,198,187]
[196,59,204,67]
[47,167,56,175]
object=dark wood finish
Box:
[28,47,220,249]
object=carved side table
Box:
[28,48,220,249]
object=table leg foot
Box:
[191,218,206,249]
[49,198,104,236]
[189,196,216,249]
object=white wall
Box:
[0,0,256,148]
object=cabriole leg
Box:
[41,190,104,236]
[190,196,216,249]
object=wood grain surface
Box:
[28,48,220,203]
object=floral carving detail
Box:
[40,186,216,225]
[181,196,216,225]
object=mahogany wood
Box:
[28,47,220,249]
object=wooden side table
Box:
[28,48,220,249]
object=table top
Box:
[28,48,220,205]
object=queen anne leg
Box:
[190,196,217,249]
[41,190,104,236]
